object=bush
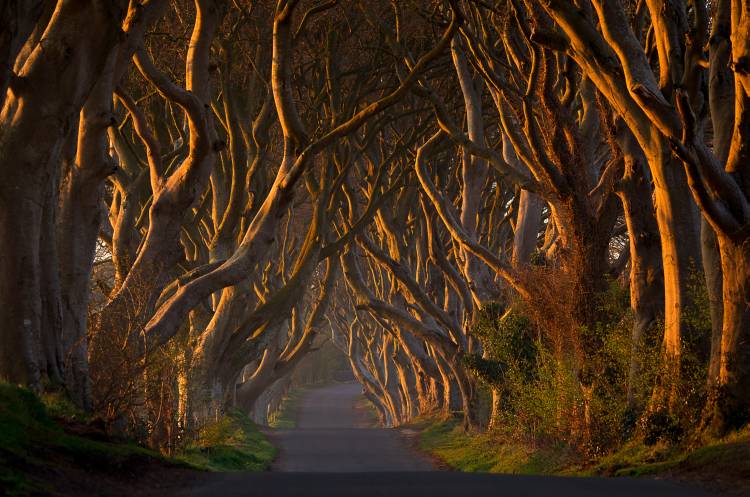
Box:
[177,409,276,471]
[463,303,536,388]
[464,278,710,455]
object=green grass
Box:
[586,427,750,479]
[0,383,174,496]
[414,416,573,474]
[177,409,276,471]
[268,388,306,429]
[414,414,750,486]
[0,383,276,496]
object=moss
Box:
[177,409,276,471]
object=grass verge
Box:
[586,429,750,495]
[414,416,574,474]
[176,409,275,471]
[413,415,750,496]
[268,388,306,429]
[0,383,180,496]
[0,383,274,496]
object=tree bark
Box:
[0,0,126,388]
[706,239,750,432]
[615,127,664,410]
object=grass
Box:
[40,390,88,421]
[354,396,379,426]
[268,388,306,429]
[585,427,750,479]
[414,414,750,493]
[0,383,172,496]
[582,428,750,495]
[0,382,276,496]
[414,416,573,474]
[176,409,276,471]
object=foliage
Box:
[463,303,537,388]
[177,409,276,471]
[40,390,88,421]
[462,280,715,454]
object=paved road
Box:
[269,381,434,472]
[177,382,725,497]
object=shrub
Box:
[464,278,712,455]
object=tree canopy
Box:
[0,0,749,454]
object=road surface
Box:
[270,381,434,471]
[176,382,725,497]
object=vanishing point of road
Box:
[177,382,725,497]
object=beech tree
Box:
[1,0,749,455]
[0,0,136,398]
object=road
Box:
[269,381,434,471]
[176,382,725,497]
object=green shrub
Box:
[465,275,716,455]
[177,409,275,471]
[463,303,537,388]
[40,390,87,421]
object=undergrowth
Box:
[0,382,170,496]
[414,415,575,474]
[414,415,750,486]
[0,382,274,496]
[268,388,306,429]
[421,275,747,493]
[176,409,275,471]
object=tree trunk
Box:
[705,238,750,433]
[506,133,543,268]
[452,39,492,305]
[0,1,125,388]
[0,186,45,388]
[512,189,543,267]
[236,346,280,413]
[57,52,119,408]
[615,127,664,410]
[40,158,65,387]
[703,222,724,388]
[646,143,703,406]
[489,387,502,431]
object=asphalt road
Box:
[269,381,434,472]
[176,382,725,497]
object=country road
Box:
[176,382,725,497]
[269,381,434,471]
